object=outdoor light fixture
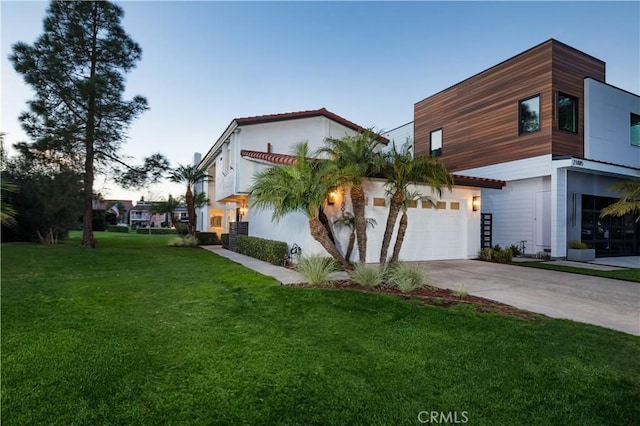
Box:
[328,191,337,205]
[472,196,480,212]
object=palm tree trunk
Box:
[309,217,351,271]
[345,230,356,262]
[379,190,403,264]
[390,211,408,264]
[318,207,335,244]
[351,184,367,263]
[186,186,196,235]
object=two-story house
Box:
[196,108,504,262]
[413,39,639,258]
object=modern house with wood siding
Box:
[413,39,639,258]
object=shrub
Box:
[168,235,198,247]
[349,263,385,288]
[478,246,512,264]
[196,232,220,245]
[136,228,177,235]
[295,255,337,286]
[506,244,521,257]
[387,263,426,293]
[221,233,229,249]
[107,225,129,233]
[569,240,589,250]
[175,223,189,236]
[236,235,288,265]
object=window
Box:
[519,95,540,134]
[407,200,418,208]
[558,93,578,133]
[373,197,386,207]
[450,202,460,211]
[436,201,446,210]
[422,200,434,209]
[430,129,442,157]
[631,113,640,147]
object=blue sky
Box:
[2,1,639,201]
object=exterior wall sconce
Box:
[472,196,481,212]
[328,191,337,205]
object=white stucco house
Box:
[195,108,504,263]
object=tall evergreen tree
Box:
[9,1,160,248]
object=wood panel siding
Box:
[415,39,605,172]
[551,42,605,158]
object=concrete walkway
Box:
[417,260,640,336]
[202,246,639,336]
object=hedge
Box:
[221,233,229,249]
[107,225,129,233]
[236,235,288,265]
[135,228,177,235]
[196,232,220,245]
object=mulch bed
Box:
[289,280,545,321]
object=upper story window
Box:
[430,128,442,157]
[519,95,541,134]
[558,93,578,133]
[631,113,640,147]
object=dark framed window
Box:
[430,128,442,157]
[631,113,640,147]
[558,92,578,133]
[519,95,540,134]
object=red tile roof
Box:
[235,108,389,144]
[240,150,506,189]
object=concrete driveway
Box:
[419,260,640,336]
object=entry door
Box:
[535,191,551,253]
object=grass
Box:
[2,232,640,425]
[516,261,640,282]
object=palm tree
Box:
[169,165,210,235]
[389,191,432,264]
[151,194,181,228]
[600,179,640,222]
[318,130,381,263]
[250,142,351,270]
[333,212,377,262]
[377,144,452,265]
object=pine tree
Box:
[10,1,156,248]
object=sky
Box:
[2,1,639,202]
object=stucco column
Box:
[550,167,568,258]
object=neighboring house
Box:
[93,199,133,225]
[196,107,504,262]
[413,39,639,258]
[129,200,166,228]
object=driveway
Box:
[418,260,640,336]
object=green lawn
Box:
[516,260,640,282]
[2,232,639,425]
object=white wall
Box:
[480,176,551,255]
[585,78,640,168]
[383,121,414,153]
[247,180,482,263]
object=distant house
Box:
[195,108,502,261]
[93,199,134,225]
[128,201,166,228]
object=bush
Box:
[196,232,220,245]
[168,235,198,247]
[175,223,189,236]
[569,240,589,250]
[386,263,426,293]
[478,246,512,264]
[506,244,521,257]
[221,233,229,249]
[296,255,337,285]
[236,235,288,266]
[136,228,177,235]
[350,263,386,288]
[107,225,129,233]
